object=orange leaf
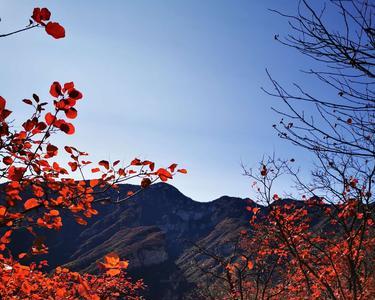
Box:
[91,167,100,173]
[247,260,254,270]
[90,179,99,187]
[24,198,39,210]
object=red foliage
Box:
[0,7,187,299]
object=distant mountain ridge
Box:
[13,183,335,299]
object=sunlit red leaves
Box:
[32,8,65,39]
[155,168,173,182]
[7,166,26,181]
[98,252,129,276]
[24,198,39,210]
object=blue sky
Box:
[1,1,327,201]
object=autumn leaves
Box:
[32,8,65,39]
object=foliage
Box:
[0,7,186,299]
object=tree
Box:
[194,1,374,299]
[242,1,374,299]
[0,7,186,299]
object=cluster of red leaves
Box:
[238,197,375,300]
[32,8,65,39]
[0,82,186,298]
[0,72,188,300]
[0,254,144,300]
[0,7,187,299]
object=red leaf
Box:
[49,81,62,97]
[91,168,100,173]
[32,7,50,24]
[168,163,178,173]
[24,198,39,210]
[177,169,187,174]
[64,146,73,154]
[63,82,74,92]
[45,22,65,39]
[59,122,75,135]
[8,166,26,181]
[68,162,78,171]
[40,8,51,21]
[46,144,58,157]
[90,179,99,188]
[65,107,77,119]
[131,158,142,166]
[3,156,13,165]
[141,178,152,189]
[0,96,6,111]
[247,261,254,270]
[68,89,83,100]
[156,168,173,182]
[75,217,87,226]
[99,160,110,170]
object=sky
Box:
[0,0,334,202]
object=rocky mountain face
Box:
[12,183,255,299]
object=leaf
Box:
[49,81,62,97]
[156,168,173,182]
[99,160,110,170]
[90,179,99,187]
[2,156,13,165]
[45,112,56,125]
[131,158,142,166]
[18,252,27,259]
[177,168,187,174]
[64,146,73,154]
[247,260,254,270]
[75,217,87,226]
[68,161,78,171]
[45,22,65,39]
[91,168,100,173]
[168,163,178,172]
[49,210,59,216]
[65,107,77,119]
[141,178,152,189]
[22,99,33,105]
[24,198,39,210]
[59,122,75,135]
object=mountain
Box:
[12,183,256,299]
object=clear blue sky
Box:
[1,1,330,201]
